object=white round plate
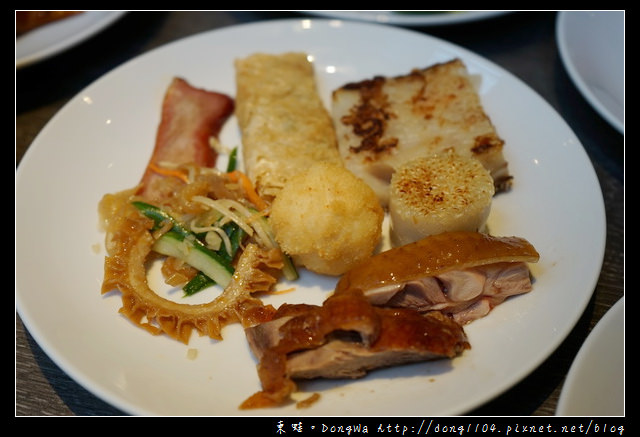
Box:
[303,10,510,26]
[16,18,606,416]
[556,11,624,134]
[16,11,126,69]
[556,298,625,416]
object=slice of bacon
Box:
[137,77,234,199]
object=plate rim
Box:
[302,10,511,26]
[555,10,624,134]
[16,11,127,69]
[555,297,625,416]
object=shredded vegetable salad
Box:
[98,149,298,344]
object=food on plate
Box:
[137,77,234,201]
[331,58,511,207]
[99,169,290,343]
[16,10,83,35]
[241,288,470,409]
[99,78,294,344]
[99,192,281,343]
[96,53,541,411]
[334,231,540,325]
[269,162,384,275]
[389,151,495,247]
[235,52,343,202]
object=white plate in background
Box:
[16,18,606,416]
[556,298,624,416]
[303,10,510,26]
[16,11,126,69]
[556,11,624,133]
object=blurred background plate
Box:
[303,10,510,26]
[556,11,624,133]
[556,297,624,416]
[16,11,127,69]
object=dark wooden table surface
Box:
[16,11,624,417]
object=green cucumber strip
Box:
[226,147,238,172]
[152,231,233,288]
[183,223,246,296]
[132,201,234,288]
[183,272,215,296]
[223,222,247,261]
[133,199,296,292]
[280,251,299,281]
[132,201,191,238]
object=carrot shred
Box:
[148,162,190,184]
[227,170,268,211]
[267,287,296,295]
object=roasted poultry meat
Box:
[241,288,470,409]
[335,231,540,325]
[240,231,539,408]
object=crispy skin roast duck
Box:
[335,231,540,325]
[242,289,470,409]
[241,231,538,408]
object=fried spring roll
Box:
[234,52,342,202]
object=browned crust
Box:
[335,231,540,295]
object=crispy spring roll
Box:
[234,52,342,202]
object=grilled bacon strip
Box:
[137,77,234,200]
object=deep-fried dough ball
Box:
[269,162,384,276]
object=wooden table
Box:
[16,11,624,417]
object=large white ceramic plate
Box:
[16,18,606,416]
[556,11,624,134]
[16,11,126,69]
[556,298,625,416]
[303,10,510,26]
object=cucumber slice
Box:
[153,231,233,288]
[132,201,234,288]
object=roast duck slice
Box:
[241,289,470,409]
[240,231,539,409]
[335,231,540,325]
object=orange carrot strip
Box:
[148,162,190,184]
[227,170,268,211]
[266,287,297,295]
